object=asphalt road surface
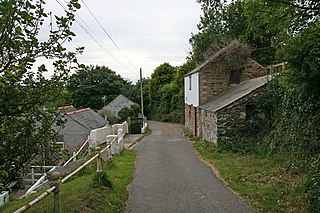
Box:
[126,121,254,213]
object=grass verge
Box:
[193,140,306,212]
[0,150,136,213]
[137,128,152,142]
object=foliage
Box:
[0,0,81,187]
[146,61,195,123]
[118,103,141,122]
[147,63,176,118]
[1,150,136,213]
[97,108,118,124]
[190,1,320,209]
[67,65,131,110]
[305,157,320,212]
[128,77,150,114]
[220,73,320,210]
[148,63,176,103]
[97,104,140,124]
[194,140,306,212]
[189,0,229,63]
[284,20,320,96]
[92,171,113,189]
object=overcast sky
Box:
[44,0,202,82]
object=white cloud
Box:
[40,0,201,82]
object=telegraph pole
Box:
[102,95,106,107]
[140,68,144,117]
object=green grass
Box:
[194,140,306,212]
[1,150,136,213]
[137,128,152,142]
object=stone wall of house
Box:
[199,59,266,105]
[185,104,200,136]
[199,64,230,105]
[242,59,266,81]
[199,108,218,144]
[216,86,267,142]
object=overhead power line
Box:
[79,0,138,71]
[55,0,137,77]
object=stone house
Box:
[54,108,107,150]
[184,41,269,144]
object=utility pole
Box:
[140,68,144,117]
[102,95,106,107]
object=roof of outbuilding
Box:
[103,94,137,116]
[201,75,272,112]
[66,108,107,130]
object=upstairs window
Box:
[189,76,192,90]
[230,70,241,85]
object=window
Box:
[230,70,241,85]
[189,76,192,90]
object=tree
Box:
[147,63,176,117]
[67,65,131,110]
[118,104,141,121]
[171,60,196,119]
[0,0,81,186]
[145,61,196,123]
[148,63,176,101]
[127,77,150,116]
[189,0,230,63]
[190,0,291,65]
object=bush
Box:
[305,158,320,212]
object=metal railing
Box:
[63,137,90,166]
[21,137,90,198]
[14,123,128,213]
[21,166,57,198]
[14,139,115,213]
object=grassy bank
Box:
[194,140,306,212]
[1,150,136,213]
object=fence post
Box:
[73,152,76,162]
[50,171,61,213]
[31,167,35,185]
[127,117,131,134]
[96,147,102,173]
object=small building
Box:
[103,94,137,117]
[197,76,271,143]
[54,108,107,150]
[184,41,268,144]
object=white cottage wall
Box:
[184,72,199,107]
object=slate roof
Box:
[201,75,272,112]
[103,94,137,116]
[66,108,107,130]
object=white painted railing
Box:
[141,117,148,133]
[63,137,89,166]
[14,139,116,213]
[21,137,90,198]
[89,121,128,150]
[21,166,57,198]
[20,121,128,200]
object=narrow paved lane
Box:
[126,121,253,213]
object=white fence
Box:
[15,142,114,213]
[89,121,128,152]
[21,121,129,198]
[141,117,148,133]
